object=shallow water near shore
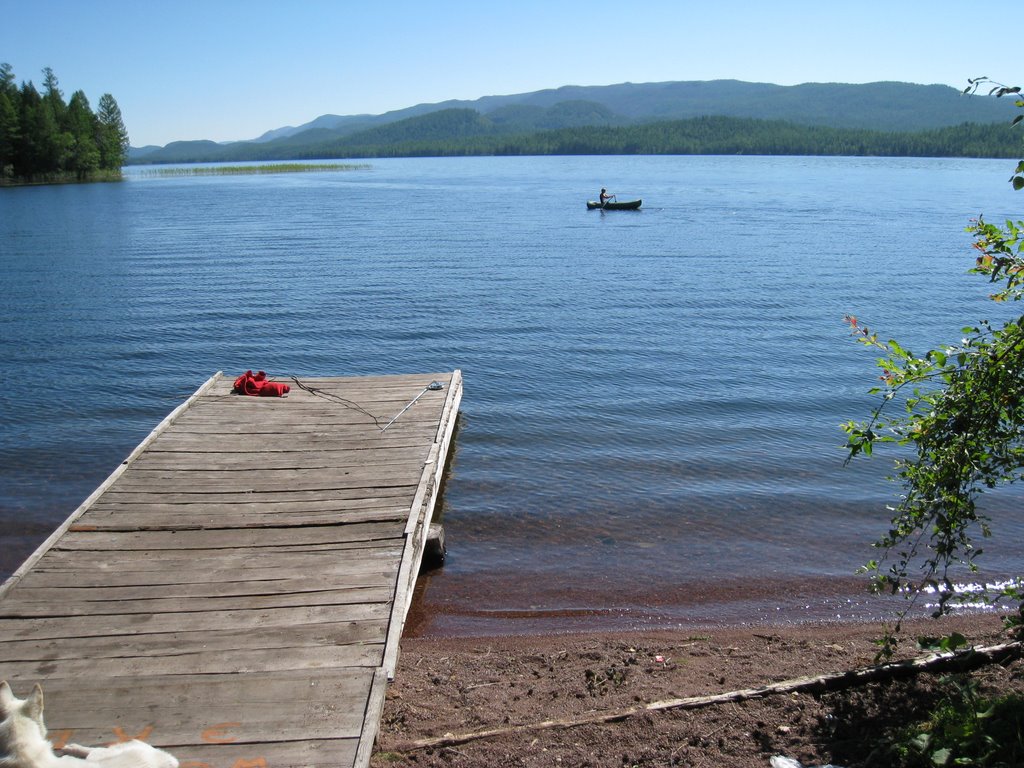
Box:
[2,155,1021,636]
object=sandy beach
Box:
[372,613,1022,767]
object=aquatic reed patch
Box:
[138,163,371,177]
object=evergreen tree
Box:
[66,90,99,176]
[41,67,62,103]
[40,66,72,169]
[0,64,18,175]
[15,81,45,176]
[0,63,13,96]
[96,93,128,169]
[0,90,17,177]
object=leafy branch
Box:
[965,77,1024,190]
[845,79,1024,658]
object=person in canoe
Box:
[599,188,616,207]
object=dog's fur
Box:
[0,681,178,768]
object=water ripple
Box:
[2,156,1021,634]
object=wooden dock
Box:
[0,370,462,768]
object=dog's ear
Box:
[0,680,14,716]
[25,683,44,728]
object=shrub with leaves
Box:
[894,673,1024,768]
[844,78,1024,657]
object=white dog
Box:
[0,681,178,768]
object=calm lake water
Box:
[2,155,1021,636]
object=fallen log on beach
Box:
[389,640,1022,752]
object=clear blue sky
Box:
[2,0,1019,147]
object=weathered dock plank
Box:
[0,370,462,768]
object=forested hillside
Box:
[131,79,1022,165]
[0,64,129,184]
[242,80,1019,145]
[135,110,1024,164]
[438,80,1019,130]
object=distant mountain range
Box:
[129,79,1020,164]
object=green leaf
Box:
[940,632,968,652]
[976,702,996,719]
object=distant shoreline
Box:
[0,164,374,187]
[134,162,372,177]
[0,170,124,187]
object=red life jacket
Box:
[232,370,290,397]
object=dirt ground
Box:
[371,614,1023,768]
